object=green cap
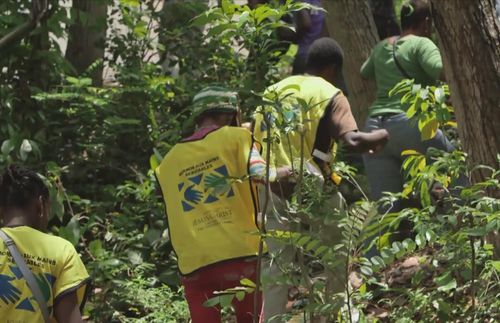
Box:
[191,86,239,121]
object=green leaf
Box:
[59,217,81,246]
[219,293,234,308]
[89,240,104,258]
[127,250,143,265]
[419,117,439,140]
[149,154,159,171]
[235,291,245,301]
[120,0,140,7]
[371,256,385,269]
[360,265,373,276]
[435,87,446,104]
[19,139,32,161]
[488,260,500,272]
[403,238,416,253]
[1,139,15,155]
[401,149,420,156]
[203,296,221,308]
[381,249,395,263]
[415,232,426,248]
[420,181,431,208]
[240,278,256,288]
[296,235,311,247]
[104,116,141,126]
[435,272,457,292]
[237,11,250,28]
[133,21,148,38]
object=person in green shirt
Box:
[360,0,455,214]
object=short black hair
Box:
[401,0,431,30]
[0,165,49,210]
[306,37,344,72]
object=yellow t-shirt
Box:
[0,226,90,323]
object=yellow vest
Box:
[155,126,262,275]
[253,75,341,171]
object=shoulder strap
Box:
[0,229,51,323]
[392,37,412,79]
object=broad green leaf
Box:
[359,283,367,295]
[489,260,500,272]
[360,265,373,276]
[297,235,311,247]
[1,139,15,155]
[419,117,439,140]
[89,239,104,258]
[403,238,416,253]
[401,149,420,156]
[240,278,256,288]
[435,272,457,292]
[127,250,143,265]
[19,139,32,161]
[415,232,426,248]
[237,11,250,28]
[235,291,246,301]
[435,87,446,104]
[149,154,159,171]
[120,0,140,7]
[219,293,233,308]
[133,21,148,38]
[59,217,81,246]
[203,296,221,308]
[371,256,385,269]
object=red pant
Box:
[181,258,263,323]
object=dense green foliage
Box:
[0,0,498,322]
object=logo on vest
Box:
[178,164,235,212]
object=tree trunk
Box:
[369,0,400,39]
[66,0,107,86]
[321,0,379,126]
[430,0,500,189]
[430,0,500,254]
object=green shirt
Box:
[361,35,443,117]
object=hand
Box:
[276,166,293,180]
[364,129,389,154]
[341,129,389,154]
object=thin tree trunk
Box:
[430,0,500,253]
[66,0,107,86]
[321,0,379,125]
[369,0,400,39]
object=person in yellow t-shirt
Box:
[0,165,90,323]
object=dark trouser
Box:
[362,113,457,257]
[363,113,455,211]
[182,258,262,323]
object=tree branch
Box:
[0,0,49,51]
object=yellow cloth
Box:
[155,126,263,275]
[253,75,340,171]
[0,226,90,323]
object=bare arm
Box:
[55,292,84,323]
[327,94,388,153]
[340,129,388,154]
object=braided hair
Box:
[0,165,49,210]
[400,0,431,30]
